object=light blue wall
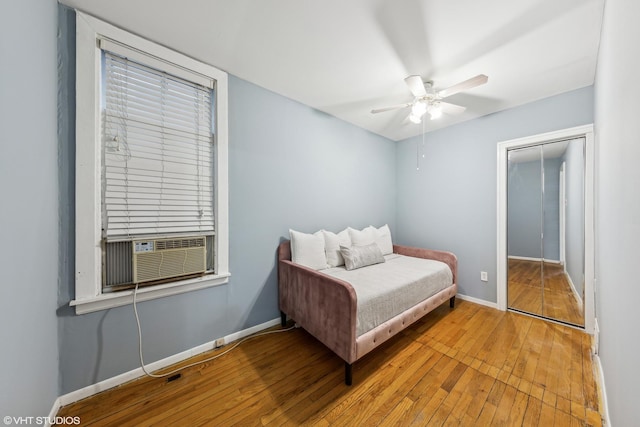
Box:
[56,6,396,394]
[507,155,562,262]
[594,0,640,424]
[395,86,594,303]
[508,158,543,259]
[542,157,561,261]
[227,76,397,330]
[0,0,59,417]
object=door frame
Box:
[497,124,595,333]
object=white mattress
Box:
[322,254,453,336]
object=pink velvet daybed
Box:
[278,240,457,385]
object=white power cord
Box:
[133,283,295,379]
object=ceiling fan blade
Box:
[404,75,427,97]
[440,101,466,115]
[437,74,488,99]
[371,102,412,114]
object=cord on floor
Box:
[133,283,295,379]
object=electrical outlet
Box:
[480,271,488,282]
[215,338,225,348]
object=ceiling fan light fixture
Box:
[411,101,427,117]
[371,74,487,127]
[429,102,442,120]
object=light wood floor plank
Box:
[475,401,498,426]
[56,300,602,426]
[508,259,584,326]
[522,395,544,426]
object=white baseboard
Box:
[565,272,583,306]
[53,317,281,411]
[508,255,562,265]
[594,318,600,355]
[457,293,498,310]
[224,318,281,343]
[594,353,611,426]
[508,255,540,262]
[46,398,62,427]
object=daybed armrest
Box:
[278,259,358,363]
[393,244,457,285]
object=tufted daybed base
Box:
[278,241,457,385]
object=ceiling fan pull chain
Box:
[422,117,426,159]
[416,117,425,170]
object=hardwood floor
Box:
[508,258,584,326]
[57,301,602,426]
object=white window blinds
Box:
[102,49,214,239]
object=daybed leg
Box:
[450,296,456,308]
[345,363,353,386]
[280,311,287,327]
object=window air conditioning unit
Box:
[132,236,207,284]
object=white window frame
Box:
[72,12,229,315]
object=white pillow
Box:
[347,225,393,255]
[373,224,393,255]
[348,226,377,246]
[289,229,328,270]
[322,229,351,267]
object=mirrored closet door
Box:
[506,138,585,327]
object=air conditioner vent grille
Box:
[105,241,133,287]
[156,237,206,251]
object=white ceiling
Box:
[59,0,605,142]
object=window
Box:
[73,13,229,314]
[101,48,216,290]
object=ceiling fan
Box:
[371,74,488,124]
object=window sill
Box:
[70,273,231,315]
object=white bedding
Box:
[322,254,453,336]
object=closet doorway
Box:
[497,125,595,332]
